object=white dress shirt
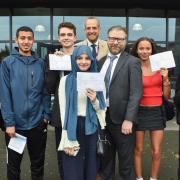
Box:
[100,53,121,106]
[87,39,99,54]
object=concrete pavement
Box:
[0,119,179,180]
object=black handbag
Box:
[162,96,175,121]
[97,130,111,156]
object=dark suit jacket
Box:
[45,54,71,128]
[45,55,61,127]
[98,51,142,124]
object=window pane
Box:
[168,18,180,76]
[53,16,64,40]
[12,8,51,41]
[63,16,87,40]
[53,9,126,41]
[129,17,166,41]
[168,18,176,42]
[96,17,126,40]
[0,16,9,40]
[12,16,50,41]
[63,16,126,41]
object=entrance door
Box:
[37,42,61,59]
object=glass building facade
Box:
[0,6,179,179]
[1,8,180,78]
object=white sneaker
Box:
[136,178,143,180]
[150,177,157,180]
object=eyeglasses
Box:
[108,36,126,43]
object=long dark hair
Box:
[130,37,157,58]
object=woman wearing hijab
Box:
[58,45,106,180]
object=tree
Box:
[0,45,10,62]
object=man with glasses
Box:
[98,26,142,180]
[76,16,108,60]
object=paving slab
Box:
[0,121,179,180]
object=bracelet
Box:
[163,81,170,86]
[163,78,169,82]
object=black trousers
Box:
[62,117,98,180]
[55,126,64,180]
[5,121,47,180]
[101,110,136,180]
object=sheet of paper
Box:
[149,51,176,72]
[49,54,72,71]
[8,133,27,154]
[77,72,104,92]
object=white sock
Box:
[136,178,143,180]
[150,177,157,180]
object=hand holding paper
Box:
[77,72,104,92]
[8,133,27,154]
[49,54,72,71]
[149,51,176,72]
[86,88,97,102]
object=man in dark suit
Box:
[98,26,142,180]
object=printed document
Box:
[150,51,176,72]
[77,72,104,92]
[8,133,27,154]
[49,54,72,71]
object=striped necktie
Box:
[91,44,96,59]
[104,55,117,98]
